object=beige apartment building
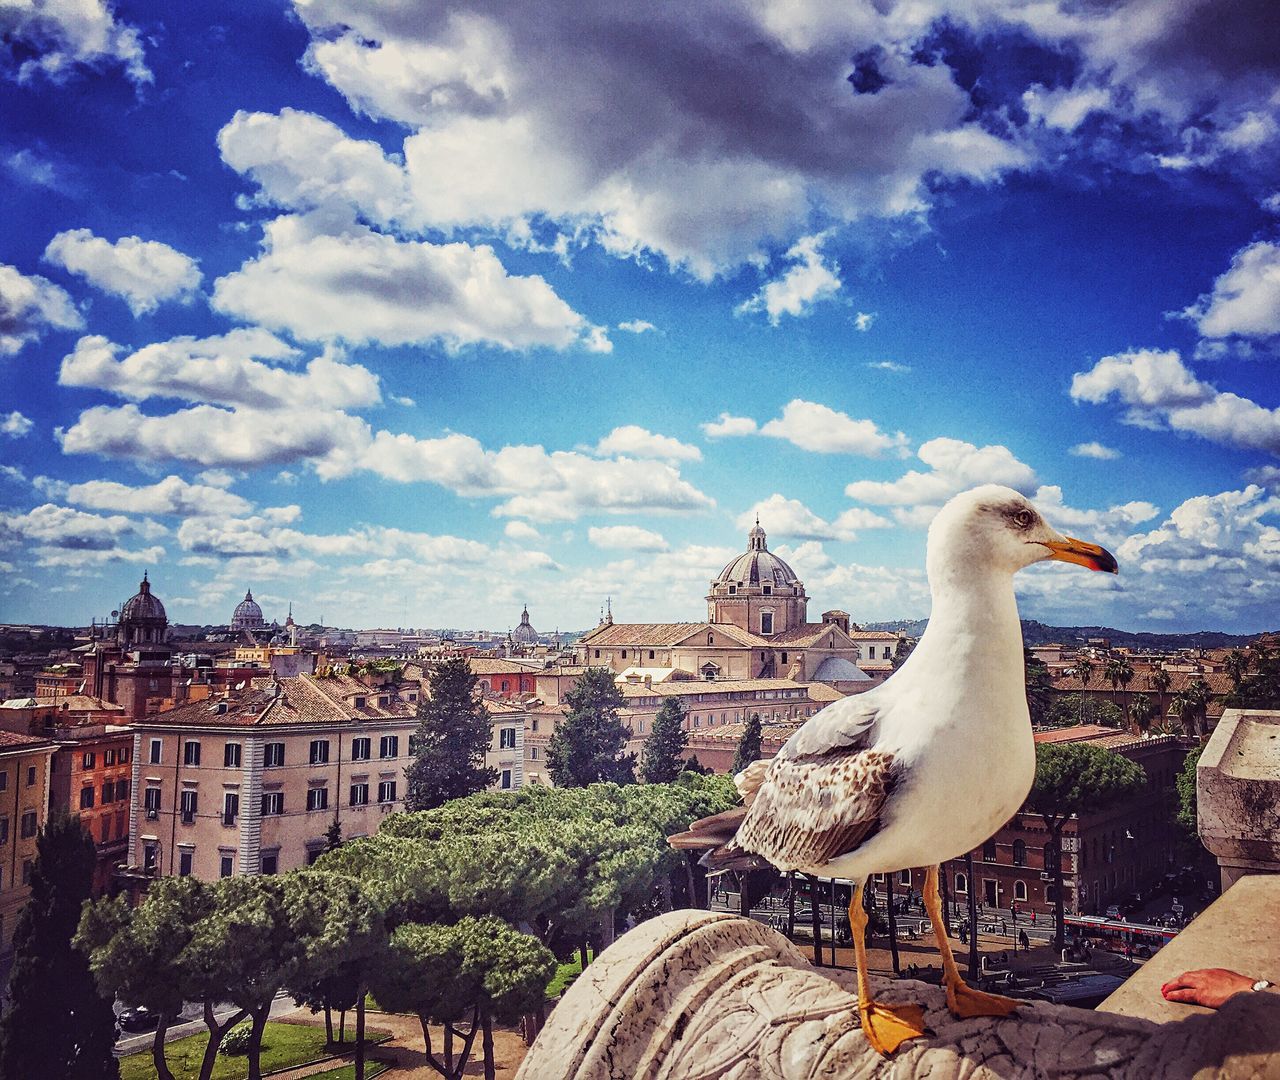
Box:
[126,671,418,880]
[0,731,56,953]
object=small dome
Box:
[231,588,266,630]
[511,604,539,645]
[713,523,803,590]
[120,572,167,623]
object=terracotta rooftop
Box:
[0,730,55,751]
[576,622,772,649]
[1033,724,1119,744]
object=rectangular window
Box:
[531,719,539,733]
[306,787,329,812]
[149,739,162,765]
[104,749,115,766]
[222,792,239,826]
[530,747,539,761]
[261,853,278,875]
[101,782,112,805]
[309,739,330,765]
[0,817,8,844]
[179,850,193,877]
[143,843,157,872]
[760,611,773,635]
[349,782,369,807]
[100,816,111,843]
[379,735,398,759]
[26,765,36,787]
[183,741,201,767]
[180,790,198,824]
[898,869,911,885]
[499,728,516,750]
[352,737,371,761]
[0,772,6,792]
[377,780,397,804]
[22,859,33,885]
[264,742,285,768]
[82,751,95,770]
[120,746,130,765]
[220,854,233,878]
[223,743,242,768]
[354,696,366,709]
[261,791,284,816]
[116,778,130,802]
[20,811,37,838]
[144,787,161,813]
[79,786,95,810]
[500,769,512,789]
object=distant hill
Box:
[863,619,1264,650]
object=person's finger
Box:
[1164,988,1206,1004]
[1162,974,1196,992]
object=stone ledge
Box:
[518,908,1280,1080]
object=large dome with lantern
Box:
[706,520,808,636]
[231,588,266,630]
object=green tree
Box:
[1224,649,1280,709]
[407,658,498,810]
[77,878,214,1080]
[1024,649,1053,727]
[1170,678,1212,737]
[1224,649,1249,689]
[1149,667,1172,717]
[639,698,687,784]
[1026,743,1147,949]
[1104,656,1134,720]
[889,636,916,671]
[1129,692,1156,736]
[0,814,119,1080]
[733,713,763,775]
[1046,693,1124,728]
[546,668,635,786]
[1175,747,1203,838]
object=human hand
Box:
[1160,969,1257,1008]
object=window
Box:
[349,782,369,807]
[104,749,115,766]
[1014,880,1028,902]
[307,787,329,812]
[261,792,284,816]
[149,739,162,764]
[120,746,130,765]
[499,728,516,750]
[1043,841,1058,872]
[26,765,35,786]
[501,680,509,692]
[100,816,111,843]
[898,869,911,885]
[1013,839,1027,866]
[728,584,736,594]
[261,853,278,875]
[352,737,371,761]
[144,788,161,813]
[180,790,198,824]
[0,772,6,792]
[594,649,600,658]
[179,850,193,876]
[649,650,655,660]
[79,786,95,810]
[82,751,95,770]
[183,741,201,767]
[143,843,157,872]
[116,778,130,802]
[0,817,7,844]
[760,611,773,635]
[224,743,242,768]
[707,632,714,646]
[781,652,788,665]
[220,854,234,878]
[222,792,239,826]
[377,780,397,804]
[621,650,627,659]
[954,872,967,894]
[264,742,285,767]
[22,859,33,885]
[982,839,998,862]
[379,735,399,759]
[530,747,539,760]
[309,739,330,765]
[101,782,113,804]
[21,811,37,838]
[501,769,513,789]
[354,696,366,709]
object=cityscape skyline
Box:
[2,2,1280,633]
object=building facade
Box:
[0,731,56,954]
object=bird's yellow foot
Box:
[945,980,1019,1019]
[858,1000,928,1055]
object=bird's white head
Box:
[927,484,1119,581]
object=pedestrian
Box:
[1019,930,1030,951]
[1031,909,1036,925]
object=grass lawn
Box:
[547,949,595,998]
[305,1063,389,1080]
[118,1021,389,1080]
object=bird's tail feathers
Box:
[668,805,747,850]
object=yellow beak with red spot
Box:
[1043,537,1118,574]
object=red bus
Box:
[1064,914,1177,958]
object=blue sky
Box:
[1,0,1279,634]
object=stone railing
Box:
[1197,708,1280,888]
[517,908,1279,1079]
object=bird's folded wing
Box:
[736,748,897,870]
[777,691,880,761]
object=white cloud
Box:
[1022,84,1111,132]
[854,312,875,332]
[503,520,542,542]
[587,525,670,552]
[737,233,841,324]
[759,400,908,456]
[617,319,656,334]
[58,330,381,410]
[737,494,891,542]
[846,437,1039,515]
[196,469,236,488]
[211,213,608,353]
[592,425,701,462]
[0,263,83,355]
[0,503,164,562]
[61,475,255,518]
[1182,241,1280,341]
[44,229,201,315]
[866,360,910,373]
[0,0,150,85]
[701,413,758,439]
[1069,441,1121,460]
[1071,347,1280,455]
[1,411,33,437]
[1029,484,1159,545]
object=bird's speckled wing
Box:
[735,748,897,871]
[776,689,881,761]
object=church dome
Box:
[231,588,266,630]
[511,604,539,645]
[120,572,166,623]
[713,521,803,590]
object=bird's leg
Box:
[850,880,927,1055]
[923,865,1018,1019]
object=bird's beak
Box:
[1042,536,1118,574]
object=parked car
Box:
[1104,905,1122,919]
[117,1005,159,1033]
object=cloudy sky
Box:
[2,0,1279,634]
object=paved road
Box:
[114,990,297,1057]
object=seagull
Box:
[671,484,1118,1054]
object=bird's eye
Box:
[1012,509,1035,529]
